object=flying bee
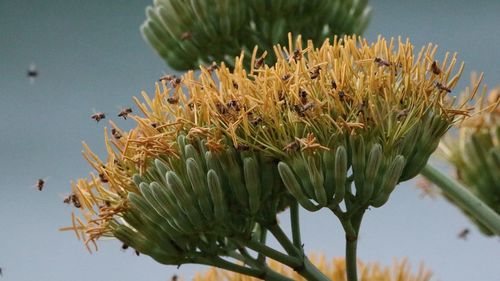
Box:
[430,61,441,75]
[458,228,470,240]
[111,128,122,139]
[118,107,132,119]
[180,31,192,41]
[36,178,45,191]
[91,112,106,122]
[167,96,179,104]
[435,82,452,93]
[63,193,81,208]
[27,63,38,84]
[292,49,302,61]
[309,66,321,79]
[374,57,391,67]
[299,89,308,104]
[396,108,409,120]
[159,74,176,82]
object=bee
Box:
[435,82,452,93]
[250,116,262,126]
[374,57,391,67]
[99,172,108,183]
[430,61,441,75]
[171,77,182,88]
[283,140,300,153]
[458,228,470,240]
[254,55,265,69]
[292,104,305,117]
[118,107,132,119]
[135,250,140,256]
[27,63,38,84]
[338,90,345,101]
[282,74,291,81]
[63,193,81,208]
[151,122,158,128]
[207,62,218,72]
[121,243,129,251]
[111,128,122,139]
[227,100,240,111]
[180,31,192,41]
[396,109,409,120]
[215,102,229,115]
[232,80,239,89]
[309,66,321,79]
[302,102,315,112]
[292,49,302,61]
[36,178,45,191]
[167,96,179,104]
[91,112,106,122]
[299,89,308,104]
[159,74,176,82]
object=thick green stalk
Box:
[422,164,500,235]
[341,210,365,281]
[290,202,303,249]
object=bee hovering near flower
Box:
[34,177,49,191]
[458,228,470,240]
[118,107,133,119]
[91,111,106,122]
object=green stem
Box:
[267,224,331,281]
[342,210,365,281]
[235,238,302,268]
[422,163,500,235]
[290,201,303,249]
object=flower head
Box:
[64,35,469,258]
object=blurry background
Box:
[0,0,499,280]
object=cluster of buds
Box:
[65,35,469,272]
[439,78,500,236]
[141,0,371,70]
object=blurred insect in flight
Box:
[27,63,38,84]
[35,178,48,191]
[458,228,470,240]
[91,111,106,122]
[118,107,132,119]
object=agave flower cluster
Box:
[193,257,432,281]
[66,35,468,276]
[142,0,371,70]
[440,81,500,235]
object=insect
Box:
[338,91,345,101]
[180,31,192,41]
[299,89,308,104]
[63,193,81,208]
[292,49,302,61]
[121,243,129,251]
[151,122,158,128]
[374,57,391,67]
[331,80,337,89]
[118,107,132,119]
[309,66,321,79]
[292,104,305,117]
[227,100,240,111]
[91,112,106,122]
[167,96,179,104]
[458,228,470,240]
[232,80,239,89]
[207,62,218,72]
[36,178,45,191]
[282,74,291,81]
[27,63,38,84]
[111,128,122,139]
[283,140,300,153]
[302,102,315,112]
[435,82,452,93]
[0,266,3,276]
[159,74,176,82]
[396,109,409,120]
[215,102,229,115]
[98,172,109,183]
[135,250,140,256]
[171,77,182,88]
[254,55,265,69]
[250,116,262,126]
[430,61,441,75]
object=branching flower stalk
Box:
[427,80,500,236]
[63,35,471,281]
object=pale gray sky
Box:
[0,0,499,280]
